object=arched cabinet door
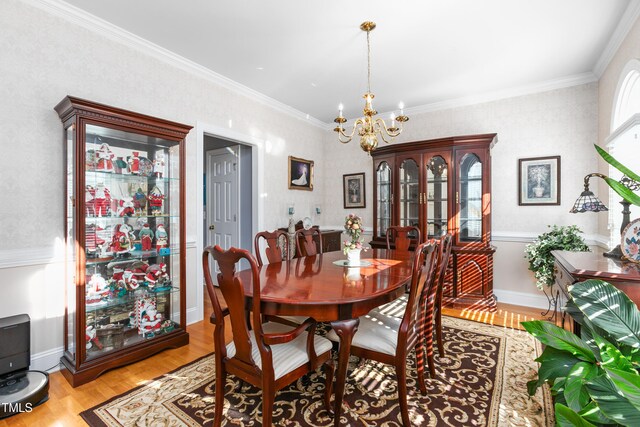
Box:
[458,153,483,243]
[425,154,451,239]
[398,157,420,240]
[373,156,394,240]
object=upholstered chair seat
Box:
[227,321,333,380]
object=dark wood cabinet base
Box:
[60,329,189,387]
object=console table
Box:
[552,249,640,333]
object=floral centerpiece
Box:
[343,214,364,264]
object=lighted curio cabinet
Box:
[55,97,191,386]
[371,134,497,308]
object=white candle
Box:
[338,103,344,118]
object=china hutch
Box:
[371,134,497,308]
[55,97,191,386]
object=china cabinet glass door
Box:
[399,158,420,236]
[458,153,483,242]
[376,161,392,239]
[426,155,449,239]
[83,123,182,361]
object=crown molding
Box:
[593,0,640,78]
[25,0,624,130]
[23,0,327,130]
[397,73,599,119]
[331,72,598,129]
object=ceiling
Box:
[61,0,634,124]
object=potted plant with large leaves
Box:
[595,144,640,207]
[523,279,640,426]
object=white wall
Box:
[322,83,600,306]
[0,0,325,369]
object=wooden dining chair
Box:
[254,230,308,326]
[433,233,453,359]
[254,229,289,266]
[385,225,421,251]
[326,241,439,427]
[295,227,323,257]
[203,245,334,427]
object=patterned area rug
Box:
[81,316,553,426]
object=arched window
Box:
[612,59,640,130]
[608,59,640,246]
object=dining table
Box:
[236,248,415,426]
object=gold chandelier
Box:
[334,21,409,154]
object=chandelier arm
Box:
[375,118,401,139]
[374,120,393,145]
[337,119,363,144]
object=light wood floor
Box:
[1,293,546,426]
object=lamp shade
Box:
[569,190,608,213]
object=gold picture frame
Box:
[288,156,314,191]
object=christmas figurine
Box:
[85,224,106,257]
[120,269,140,290]
[118,196,135,217]
[86,183,112,217]
[139,223,154,251]
[148,186,165,215]
[127,151,141,175]
[155,224,168,252]
[133,188,147,216]
[110,223,134,255]
[138,302,163,335]
[114,157,129,175]
[145,263,168,289]
[153,152,165,178]
[96,143,115,173]
[86,326,103,350]
[86,274,109,305]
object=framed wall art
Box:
[288,156,314,191]
[518,156,561,206]
[343,172,366,209]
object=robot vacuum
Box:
[0,371,49,419]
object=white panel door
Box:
[206,147,239,251]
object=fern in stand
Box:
[524,225,589,290]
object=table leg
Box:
[329,318,359,427]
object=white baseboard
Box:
[493,289,550,310]
[29,308,200,374]
[31,346,64,373]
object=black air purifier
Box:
[0,314,49,419]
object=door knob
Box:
[209,225,215,230]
